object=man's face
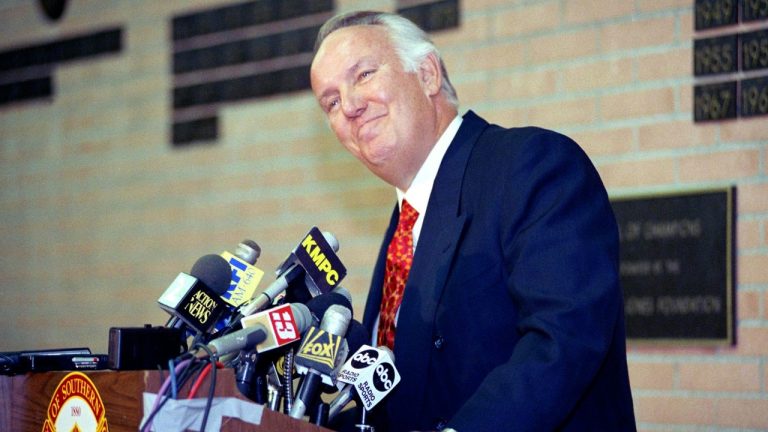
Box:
[310,25,438,189]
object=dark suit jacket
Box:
[361,111,636,431]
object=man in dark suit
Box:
[310,10,636,432]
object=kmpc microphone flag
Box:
[293,227,347,296]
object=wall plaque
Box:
[694,34,738,76]
[611,188,734,344]
[695,0,738,30]
[740,76,768,117]
[694,80,738,121]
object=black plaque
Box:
[694,81,738,121]
[398,0,460,33]
[611,188,734,344]
[740,76,768,117]
[740,29,768,72]
[694,34,738,76]
[742,0,768,22]
[695,0,738,30]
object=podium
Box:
[0,369,333,432]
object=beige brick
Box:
[602,87,676,120]
[680,11,695,42]
[445,41,527,74]
[739,254,768,286]
[569,127,634,157]
[494,2,561,38]
[637,48,692,82]
[679,361,761,392]
[738,183,768,214]
[738,289,762,320]
[562,58,633,92]
[720,118,768,142]
[528,97,598,128]
[490,70,558,101]
[462,0,519,12]
[637,0,690,13]
[627,362,675,390]
[679,150,760,182]
[601,17,677,52]
[715,398,768,429]
[633,395,716,425]
[598,158,676,188]
[638,120,717,150]
[765,294,768,322]
[738,219,762,250]
[453,78,490,107]
[432,15,490,47]
[529,29,599,64]
[483,106,529,127]
[680,85,693,114]
[564,0,634,24]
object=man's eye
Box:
[358,70,374,81]
[326,99,339,111]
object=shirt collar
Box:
[396,115,463,241]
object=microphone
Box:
[289,304,352,420]
[305,287,353,326]
[220,239,265,308]
[329,345,400,422]
[224,229,346,331]
[197,303,312,359]
[157,254,232,334]
[344,320,370,358]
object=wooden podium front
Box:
[0,369,333,432]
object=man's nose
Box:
[341,89,365,118]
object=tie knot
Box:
[399,199,419,231]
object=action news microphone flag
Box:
[158,254,232,334]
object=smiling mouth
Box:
[358,115,383,140]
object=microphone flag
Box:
[336,345,400,410]
[293,227,347,296]
[220,251,265,307]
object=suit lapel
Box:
[390,111,489,421]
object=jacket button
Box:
[433,336,445,349]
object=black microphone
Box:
[290,304,352,420]
[305,287,353,326]
[197,303,312,359]
[157,254,231,334]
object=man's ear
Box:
[418,52,443,97]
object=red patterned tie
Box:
[377,199,419,350]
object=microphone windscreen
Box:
[345,320,370,355]
[322,231,339,251]
[331,285,352,305]
[305,292,353,325]
[290,303,314,335]
[284,275,313,305]
[189,254,232,296]
[237,239,261,263]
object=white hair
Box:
[314,11,459,108]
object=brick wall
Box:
[0,0,766,430]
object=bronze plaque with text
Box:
[611,188,734,344]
